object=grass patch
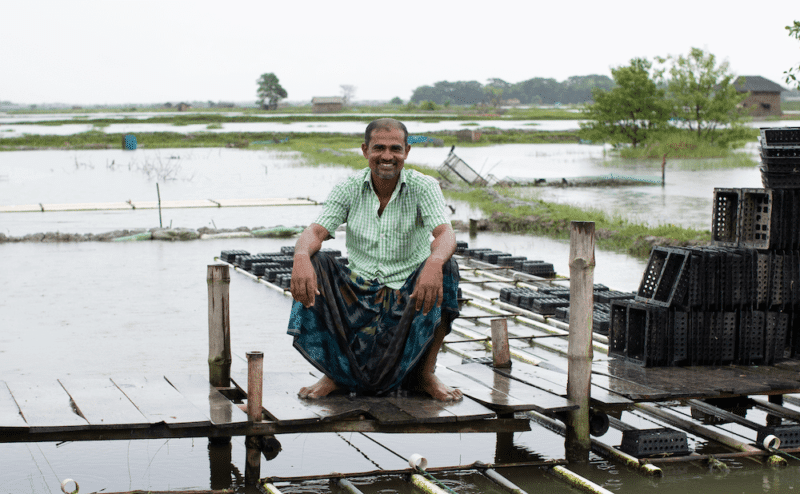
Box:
[444,186,710,258]
[460,122,479,126]
[206,122,223,130]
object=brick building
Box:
[311,97,344,113]
[734,76,785,117]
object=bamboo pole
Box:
[207,265,231,389]
[565,221,595,462]
[156,182,163,228]
[491,318,511,368]
[245,351,264,485]
[550,466,614,494]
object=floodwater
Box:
[4,136,800,492]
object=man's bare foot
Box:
[298,375,340,399]
[417,371,463,401]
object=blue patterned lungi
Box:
[287,251,460,395]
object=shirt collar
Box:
[363,167,408,194]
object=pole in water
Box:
[156,182,163,228]
[490,318,511,368]
[661,154,666,187]
[469,218,478,237]
[245,351,264,484]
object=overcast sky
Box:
[2,0,798,105]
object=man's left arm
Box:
[410,223,456,315]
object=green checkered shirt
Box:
[314,167,449,289]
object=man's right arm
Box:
[290,223,330,308]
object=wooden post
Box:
[490,318,511,368]
[207,265,231,389]
[565,221,595,462]
[156,182,163,228]
[469,218,478,238]
[661,154,667,187]
[245,351,264,484]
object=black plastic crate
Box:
[251,262,281,276]
[671,310,690,365]
[761,146,800,158]
[636,247,691,308]
[765,311,789,365]
[739,188,774,249]
[463,247,492,258]
[529,295,569,315]
[712,188,741,246]
[455,240,469,254]
[620,428,690,458]
[280,246,295,256]
[523,262,556,278]
[761,127,800,146]
[762,169,800,189]
[499,256,527,267]
[263,267,292,282]
[499,287,515,303]
[485,252,512,265]
[757,425,800,449]
[609,302,629,357]
[738,310,766,365]
[595,290,635,304]
[220,249,249,263]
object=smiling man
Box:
[288,118,461,401]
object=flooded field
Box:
[3,128,800,492]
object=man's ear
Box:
[361,142,369,159]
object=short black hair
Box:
[364,118,408,148]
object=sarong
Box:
[287,251,460,395]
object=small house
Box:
[312,97,344,113]
[176,102,192,112]
[734,76,785,117]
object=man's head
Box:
[362,118,410,186]
[364,118,408,148]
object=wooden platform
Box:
[1,367,566,443]
[0,197,318,213]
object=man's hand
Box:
[291,253,320,308]
[410,259,444,315]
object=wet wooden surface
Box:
[58,378,149,429]
[446,363,578,414]
[492,363,633,407]
[5,381,89,432]
[111,376,211,428]
[164,375,250,427]
[0,381,29,430]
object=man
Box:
[288,118,462,401]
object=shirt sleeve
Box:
[416,174,449,231]
[314,176,354,238]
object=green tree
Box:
[579,58,670,148]
[389,96,403,105]
[256,73,287,110]
[656,48,745,142]
[786,21,800,89]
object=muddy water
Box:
[3,142,800,492]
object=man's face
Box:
[361,127,410,184]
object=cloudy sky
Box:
[2,0,798,105]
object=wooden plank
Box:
[164,375,249,427]
[111,376,210,427]
[0,381,28,430]
[729,365,800,390]
[213,198,316,207]
[681,367,777,395]
[435,368,534,414]
[130,199,217,209]
[493,364,632,406]
[41,202,133,211]
[351,397,417,425]
[0,204,41,213]
[5,381,89,432]
[446,364,578,414]
[593,359,722,399]
[58,378,149,429]
[232,371,367,425]
[387,394,495,423]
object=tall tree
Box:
[656,48,745,141]
[579,58,670,148]
[340,85,357,105]
[256,73,287,110]
[786,21,800,90]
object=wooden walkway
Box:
[0,197,318,213]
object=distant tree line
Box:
[409,75,614,106]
